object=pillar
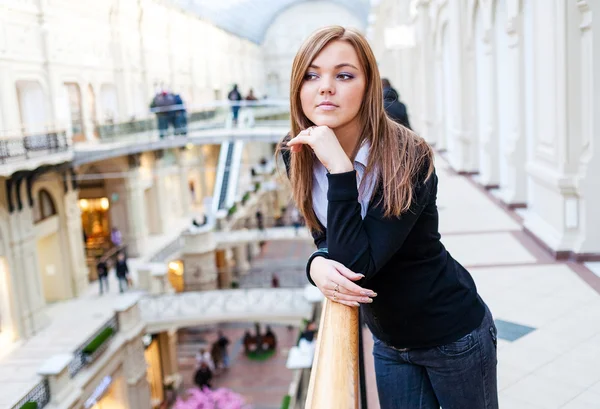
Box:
[415,0,436,144]
[442,0,477,173]
[8,185,47,337]
[476,3,500,187]
[181,230,219,290]
[176,149,192,216]
[63,177,89,296]
[158,330,179,382]
[118,303,152,409]
[572,0,600,256]
[523,0,600,257]
[124,155,148,257]
[233,244,250,276]
[494,0,527,206]
[147,153,169,235]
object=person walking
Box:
[96,255,109,295]
[227,84,243,126]
[216,331,231,369]
[110,227,122,247]
[381,78,411,129]
[115,252,130,293]
[280,26,497,409]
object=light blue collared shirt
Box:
[312,142,377,228]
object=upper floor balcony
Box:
[0,101,290,175]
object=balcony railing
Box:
[305,300,361,409]
[68,315,119,378]
[9,379,50,409]
[0,131,69,163]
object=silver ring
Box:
[334,283,339,293]
[333,293,337,301]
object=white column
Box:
[571,1,600,255]
[495,1,527,205]
[63,179,89,296]
[118,303,152,409]
[233,244,250,276]
[445,0,478,173]
[475,3,500,187]
[523,0,599,256]
[148,156,169,235]
[176,150,192,216]
[124,157,148,257]
[8,188,47,337]
[415,1,436,144]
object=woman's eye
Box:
[304,73,318,80]
[338,73,354,80]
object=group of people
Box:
[95,227,132,295]
[150,89,188,138]
[96,251,131,295]
[242,324,277,354]
[227,84,259,126]
[193,331,231,389]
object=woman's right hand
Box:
[310,257,377,307]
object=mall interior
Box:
[0,0,599,408]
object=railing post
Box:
[358,309,368,409]
[305,300,359,409]
[38,354,74,405]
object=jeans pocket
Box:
[437,333,476,356]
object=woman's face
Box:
[300,40,366,131]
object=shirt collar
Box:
[354,141,370,168]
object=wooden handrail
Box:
[305,299,359,409]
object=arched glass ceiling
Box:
[171,0,371,44]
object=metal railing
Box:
[68,315,119,378]
[0,131,69,163]
[139,288,312,331]
[9,379,50,409]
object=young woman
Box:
[280,26,498,409]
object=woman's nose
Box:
[319,78,335,95]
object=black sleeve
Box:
[326,167,435,282]
[280,137,330,284]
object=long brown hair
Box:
[281,26,433,232]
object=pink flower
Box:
[172,387,252,409]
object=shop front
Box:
[79,197,112,252]
[81,368,128,409]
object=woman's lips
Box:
[317,102,338,111]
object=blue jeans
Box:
[373,305,498,409]
[98,275,108,295]
[118,277,129,293]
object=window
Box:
[34,189,57,223]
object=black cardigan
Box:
[282,147,485,349]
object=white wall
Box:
[371,0,600,258]
[262,1,366,98]
[0,0,266,137]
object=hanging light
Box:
[100,197,110,210]
[78,199,89,210]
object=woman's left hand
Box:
[287,126,353,173]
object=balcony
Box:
[73,100,290,166]
[0,130,72,176]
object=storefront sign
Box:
[84,376,112,409]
